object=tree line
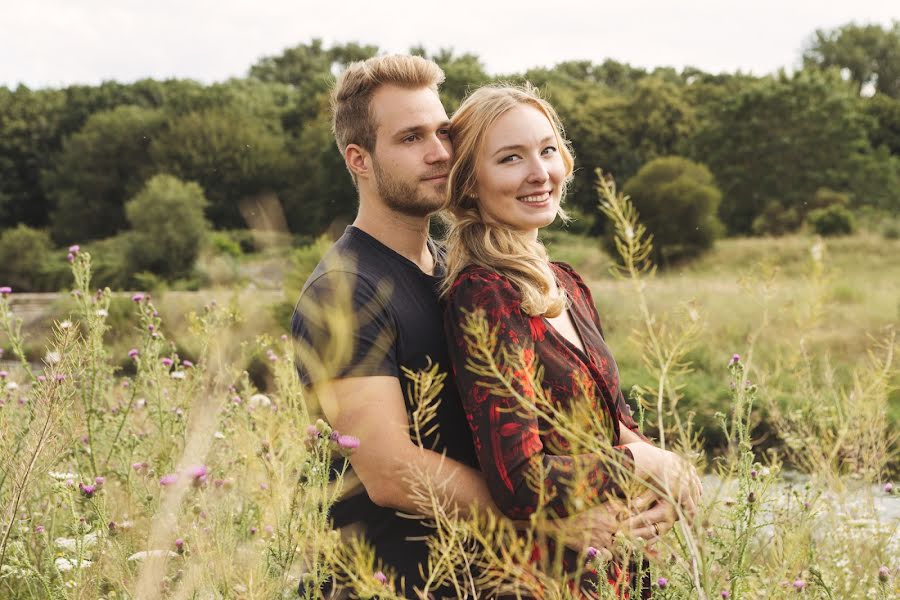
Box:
[1,23,899,288]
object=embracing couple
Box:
[291,54,702,598]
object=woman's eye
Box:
[500,154,520,163]
[542,146,558,155]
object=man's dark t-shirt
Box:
[290,226,479,595]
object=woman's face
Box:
[473,104,566,236]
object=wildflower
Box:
[329,430,341,442]
[728,354,740,366]
[879,566,891,582]
[306,425,320,439]
[213,431,225,440]
[5,381,17,391]
[585,546,599,561]
[128,349,139,360]
[159,473,179,486]
[55,557,92,571]
[132,462,147,472]
[247,393,272,410]
[34,525,45,534]
[182,359,193,368]
[266,349,278,362]
[0,371,6,379]
[67,252,75,262]
[127,550,178,561]
[161,357,173,368]
[374,571,387,585]
[131,293,144,302]
[94,476,105,486]
[721,592,730,599]
[175,538,185,554]
[170,371,186,380]
[280,334,288,342]
[747,492,756,504]
[68,245,80,254]
[78,483,97,498]
[48,471,78,481]
[338,435,360,451]
[657,577,668,589]
[249,526,257,535]
[37,375,46,383]
[750,469,758,479]
[0,286,11,297]
[885,482,894,494]
[55,374,66,382]
[59,320,72,329]
[96,309,108,317]
[188,465,208,486]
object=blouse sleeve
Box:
[556,262,650,442]
[444,268,634,519]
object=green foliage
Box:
[207,231,243,258]
[689,70,877,234]
[611,157,723,266]
[0,225,54,292]
[283,236,333,302]
[46,105,167,243]
[124,174,209,279]
[148,109,293,229]
[803,21,900,98]
[808,204,856,236]
[751,201,802,236]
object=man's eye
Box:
[437,128,450,137]
[403,135,419,143]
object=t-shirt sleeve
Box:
[443,269,633,520]
[291,270,398,386]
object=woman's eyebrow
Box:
[491,135,556,156]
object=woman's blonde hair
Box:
[441,84,575,317]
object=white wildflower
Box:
[58,320,73,330]
[54,532,98,551]
[214,431,226,440]
[96,309,108,318]
[5,381,17,391]
[127,549,178,561]
[48,471,79,481]
[170,371,186,380]
[45,351,61,365]
[55,557,92,571]
[247,393,272,409]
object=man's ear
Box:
[345,144,371,181]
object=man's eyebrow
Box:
[491,135,556,156]
[394,121,451,138]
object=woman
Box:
[440,85,702,597]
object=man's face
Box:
[368,85,453,217]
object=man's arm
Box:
[319,375,495,517]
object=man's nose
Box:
[426,135,452,164]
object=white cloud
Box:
[1,0,897,88]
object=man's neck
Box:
[352,198,434,274]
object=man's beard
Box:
[372,158,447,218]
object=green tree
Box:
[0,225,54,292]
[612,156,723,266]
[410,47,492,112]
[803,21,900,98]
[688,70,874,234]
[124,174,209,279]
[149,109,294,229]
[46,105,167,243]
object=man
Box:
[291,54,671,597]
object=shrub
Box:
[751,200,802,236]
[808,204,855,236]
[124,174,210,280]
[0,225,55,291]
[609,156,723,267]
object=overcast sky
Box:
[1,0,897,89]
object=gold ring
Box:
[652,523,661,537]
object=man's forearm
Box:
[379,445,497,518]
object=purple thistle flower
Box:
[34,524,45,534]
[879,566,891,582]
[329,430,341,442]
[729,354,740,366]
[78,483,96,498]
[159,473,178,486]
[793,579,805,591]
[66,253,75,263]
[585,546,599,561]
[188,465,208,486]
[0,371,7,379]
[128,349,139,359]
[175,538,185,553]
[0,286,12,297]
[182,359,193,368]
[55,374,66,382]
[131,293,144,303]
[68,245,80,254]
[37,375,46,383]
[374,571,387,585]
[94,476,105,486]
[884,482,894,494]
[306,425,320,439]
[721,592,730,599]
[657,577,668,589]
[249,526,257,535]
[161,357,173,368]
[132,461,147,472]
[338,435,360,451]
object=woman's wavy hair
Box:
[440,84,575,317]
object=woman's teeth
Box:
[518,192,550,203]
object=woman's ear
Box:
[345,144,371,181]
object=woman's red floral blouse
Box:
[444,262,645,520]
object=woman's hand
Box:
[625,442,702,522]
[550,490,657,558]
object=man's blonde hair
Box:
[331,55,445,157]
